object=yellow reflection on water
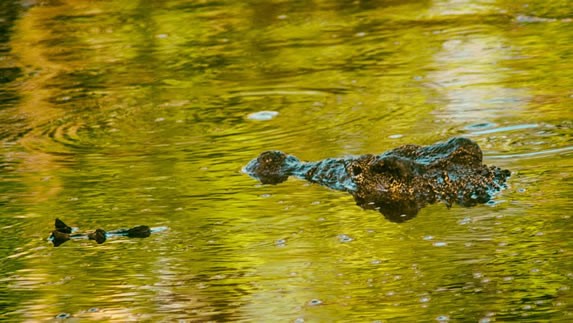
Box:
[1,0,572,321]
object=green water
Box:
[0,0,572,321]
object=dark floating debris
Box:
[85,228,106,244]
[49,218,162,247]
[126,225,152,238]
[243,137,510,222]
[55,218,72,234]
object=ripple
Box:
[0,115,31,143]
[466,123,538,135]
[308,299,323,306]
[55,313,71,319]
[488,146,573,159]
[464,122,496,130]
[19,118,99,155]
[247,111,279,121]
[486,199,503,206]
[230,88,339,97]
[275,239,287,247]
[458,217,471,225]
[337,234,354,243]
[48,122,86,149]
[516,15,572,23]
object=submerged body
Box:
[49,218,164,247]
[243,137,510,222]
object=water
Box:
[0,0,571,321]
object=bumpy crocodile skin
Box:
[244,137,510,222]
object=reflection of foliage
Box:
[1,0,572,321]
[500,0,573,18]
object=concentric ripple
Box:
[19,118,100,155]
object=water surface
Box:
[0,0,572,321]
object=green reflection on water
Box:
[0,0,572,321]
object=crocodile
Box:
[49,218,164,247]
[243,137,510,222]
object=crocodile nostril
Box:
[352,165,362,176]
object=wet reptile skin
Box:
[243,137,510,222]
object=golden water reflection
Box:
[0,0,571,321]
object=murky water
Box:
[1,0,572,321]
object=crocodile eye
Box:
[371,161,385,174]
[372,157,413,180]
[352,165,362,176]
